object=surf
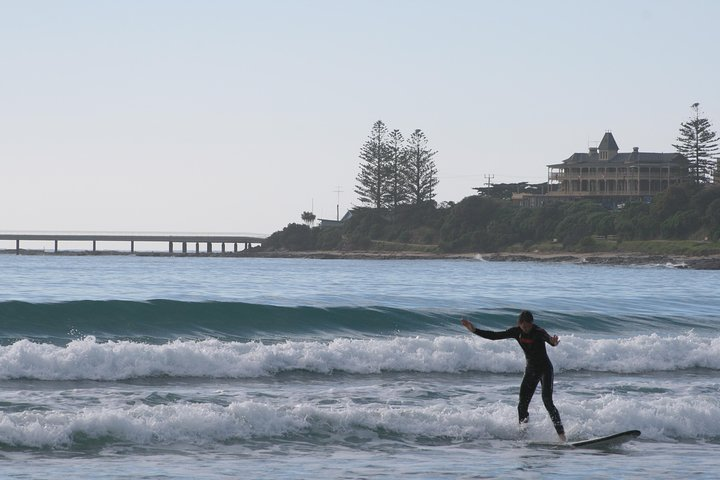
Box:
[0,392,716,452]
[1,332,719,381]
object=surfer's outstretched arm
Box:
[461,319,517,340]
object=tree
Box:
[474,182,547,200]
[673,102,719,184]
[404,129,438,205]
[301,211,316,227]
[650,184,691,220]
[355,120,390,209]
[264,223,314,251]
[385,129,408,209]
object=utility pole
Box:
[484,174,494,188]
[333,186,343,221]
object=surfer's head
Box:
[518,310,534,333]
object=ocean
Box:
[0,254,718,479]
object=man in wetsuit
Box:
[461,310,566,442]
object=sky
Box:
[1,0,719,236]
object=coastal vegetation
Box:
[264,110,720,256]
[263,183,720,255]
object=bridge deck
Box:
[0,233,266,255]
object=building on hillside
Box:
[512,132,688,207]
[317,210,353,228]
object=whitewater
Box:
[0,255,718,479]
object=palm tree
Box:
[301,211,316,227]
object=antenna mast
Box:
[484,174,494,188]
[333,186,343,221]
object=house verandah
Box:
[512,132,688,207]
[548,152,687,196]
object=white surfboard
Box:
[568,429,641,448]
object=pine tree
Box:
[355,120,390,208]
[673,103,719,184]
[404,129,438,204]
[384,129,409,209]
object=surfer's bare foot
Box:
[558,433,567,442]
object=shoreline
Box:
[480,252,720,269]
[245,250,720,269]
[4,248,720,269]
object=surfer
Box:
[461,310,566,442]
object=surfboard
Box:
[568,429,641,448]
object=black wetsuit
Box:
[472,324,564,435]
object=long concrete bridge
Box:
[0,233,266,255]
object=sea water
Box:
[0,255,718,479]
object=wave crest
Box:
[1,332,718,381]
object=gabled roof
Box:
[548,131,688,168]
[548,151,687,168]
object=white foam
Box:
[0,332,718,381]
[562,394,720,441]
[0,400,304,449]
[0,392,717,449]
[553,332,720,372]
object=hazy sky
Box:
[1,0,718,236]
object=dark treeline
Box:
[264,183,720,254]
